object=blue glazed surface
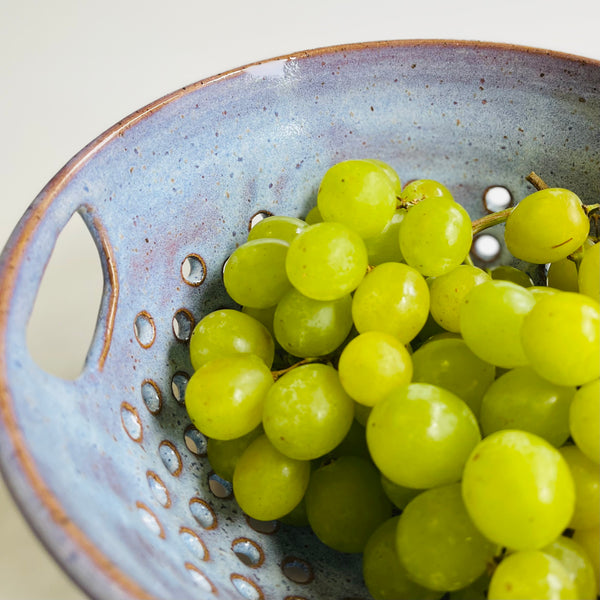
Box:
[0,41,598,600]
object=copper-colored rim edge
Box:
[0,39,597,600]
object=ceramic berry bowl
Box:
[0,40,598,600]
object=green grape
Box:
[305,456,392,553]
[317,159,397,238]
[380,474,422,510]
[488,551,579,600]
[569,379,600,464]
[189,308,274,370]
[327,419,370,460]
[223,238,291,308]
[364,209,406,266]
[362,517,440,600]
[447,574,491,600]
[479,366,575,447]
[262,363,354,460]
[579,241,600,302]
[460,280,535,368]
[354,401,372,427]
[411,337,496,417]
[543,536,598,600]
[521,291,600,386]
[399,196,473,277]
[365,159,402,195]
[547,257,579,292]
[279,496,309,527]
[304,205,322,224]
[504,188,589,264]
[572,527,600,590]
[273,288,353,358]
[233,434,310,521]
[559,445,600,530]
[429,265,491,333]
[247,215,307,243]
[461,430,575,550]
[399,179,453,203]
[206,426,263,482]
[530,285,562,300]
[489,265,533,287]
[352,262,430,343]
[285,221,368,301]
[241,304,276,338]
[396,483,498,591]
[367,383,481,489]
[337,331,413,407]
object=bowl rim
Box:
[0,38,598,600]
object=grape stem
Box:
[471,208,513,235]
[526,171,549,190]
[271,357,326,380]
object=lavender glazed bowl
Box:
[0,40,598,600]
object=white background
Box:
[1,0,599,597]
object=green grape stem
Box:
[525,171,549,191]
[471,208,513,236]
[271,356,327,380]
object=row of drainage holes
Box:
[134,308,196,349]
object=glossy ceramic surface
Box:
[0,40,598,600]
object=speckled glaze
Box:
[0,41,598,600]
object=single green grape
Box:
[461,430,575,550]
[559,445,600,530]
[399,196,473,277]
[185,354,273,440]
[579,241,600,302]
[411,337,496,417]
[364,209,406,266]
[429,265,491,332]
[479,366,575,447]
[396,483,498,592]
[529,285,562,300]
[317,159,397,238]
[206,426,263,482]
[363,516,440,600]
[233,434,310,521]
[241,304,276,338]
[304,205,322,224]
[547,257,580,292]
[569,379,600,464]
[366,383,481,489]
[488,551,579,600]
[399,179,453,203]
[223,238,291,308]
[273,288,353,357]
[352,262,430,343]
[504,188,589,264]
[380,474,422,510]
[285,221,368,301]
[365,159,402,195]
[247,215,307,243]
[460,280,535,368]
[543,536,598,600]
[572,527,600,591]
[262,363,354,460]
[521,291,600,386]
[305,455,392,553]
[189,308,274,370]
[489,265,533,287]
[337,331,413,407]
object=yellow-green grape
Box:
[530,285,562,300]
[399,196,473,277]
[364,209,406,266]
[521,291,600,386]
[380,474,422,510]
[317,159,397,239]
[285,222,368,301]
[543,536,598,600]
[262,363,354,460]
[241,304,276,338]
[352,262,430,343]
[504,188,589,263]
[447,574,491,600]
[572,527,600,590]
[399,179,453,203]
[411,337,496,417]
[462,430,575,550]
[569,379,600,464]
[479,366,575,447]
[232,434,310,521]
[247,215,307,243]
[337,331,413,407]
[305,456,392,553]
[489,265,534,287]
[547,257,579,292]
[206,426,263,482]
[396,484,498,591]
[460,280,535,368]
[559,445,600,530]
[366,159,403,195]
[354,401,372,427]
[429,265,491,333]
[304,205,322,224]
[185,354,273,440]
[189,308,274,370]
[273,288,353,357]
[488,551,579,600]
[223,238,291,308]
[578,241,600,302]
[367,383,481,489]
[362,517,439,600]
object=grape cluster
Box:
[184,159,600,600]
